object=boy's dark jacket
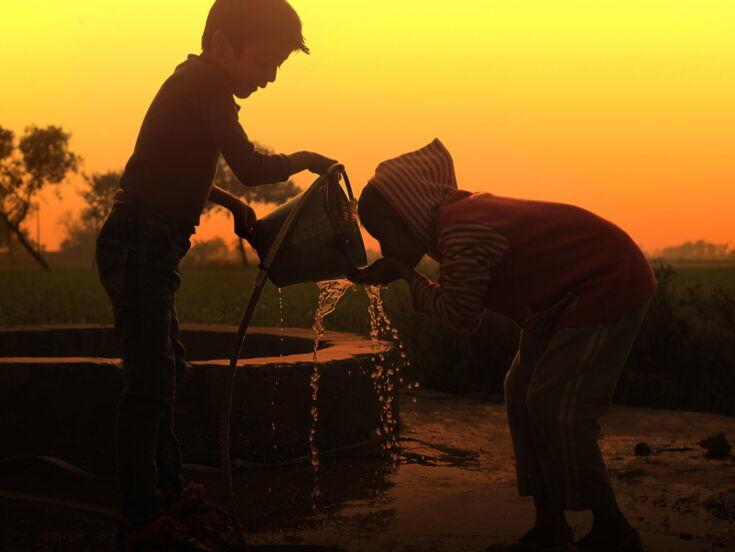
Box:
[116,54,292,226]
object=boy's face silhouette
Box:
[207,30,291,99]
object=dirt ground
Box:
[2,392,734,551]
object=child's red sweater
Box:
[410,189,657,333]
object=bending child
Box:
[352,139,656,552]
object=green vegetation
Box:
[0,262,730,326]
[665,261,735,292]
[0,268,372,330]
[1,262,733,415]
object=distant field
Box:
[0,267,404,333]
[0,262,732,328]
[665,261,735,292]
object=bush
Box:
[617,261,735,415]
[384,260,735,414]
[181,238,240,268]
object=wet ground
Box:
[2,392,735,551]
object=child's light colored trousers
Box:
[504,300,650,511]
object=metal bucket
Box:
[254,166,367,287]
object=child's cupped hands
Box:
[349,257,409,286]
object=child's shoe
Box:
[485,525,575,551]
[163,482,230,530]
[573,528,642,552]
[114,514,214,552]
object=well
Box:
[0,324,396,475]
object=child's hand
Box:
[288,151,338,175]
[349,257,408,286]
[234,203,257,247]
[306,152,338,175]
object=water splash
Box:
[310,279,354,471]
[278,286,285,356]
[273,287,285,452]
[349,198,359,222]
[365,285,411,464]
[308,279,353,506]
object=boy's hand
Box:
[306,152,338,175]
[234,203,257,247]
[288,151,338,176]
[349,257,415,286]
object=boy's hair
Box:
[202,0,309,56]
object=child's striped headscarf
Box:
[366,138,458,253]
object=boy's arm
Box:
[402,224,509,333]
[202,92,335,186]
[208,185,256,243]
[209,184,245,213]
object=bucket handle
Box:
[325,162,359,237]
[324,164,367,276]
[326,163,356,202]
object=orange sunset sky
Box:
[1,0,733,253]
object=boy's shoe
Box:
[573,528,642,552]
[114,515,214,552]
[163,482,230,530]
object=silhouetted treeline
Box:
[659,240,734,261]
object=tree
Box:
[661,240,732,261]
[79,171,120,234]
[58,171,121,267]
[206,142,300,266]
[0,125,80,269]
[0,214,14,260]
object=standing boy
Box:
[96,1,336,550]
[352,139,656,552]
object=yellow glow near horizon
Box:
[1,1,733,252]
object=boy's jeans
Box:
[96,204,194,525]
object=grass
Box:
[664,260,735,292]
[0,267,389,331]
[0,261,731,327]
